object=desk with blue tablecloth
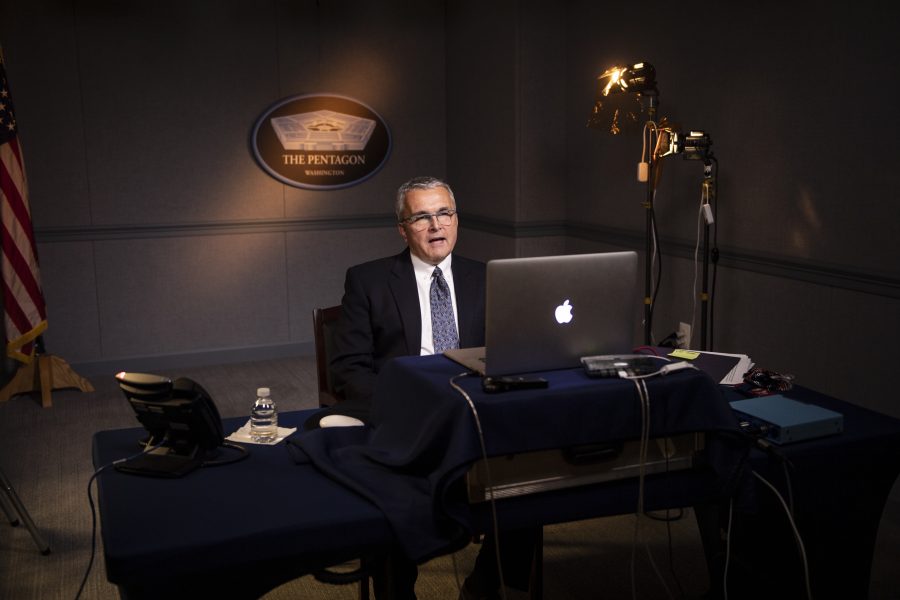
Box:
[92,355,900,599]
[92,409,391,599]
[704,385,900,599]
[290,355,742,562]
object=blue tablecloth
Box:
[92,360,900,599]
[93,410,392,598]
[289,354,742,561]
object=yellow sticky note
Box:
[669,349,700,360]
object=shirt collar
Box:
[410,252,453,279]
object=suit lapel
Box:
[389,249,421,355]
[452,258,478,347]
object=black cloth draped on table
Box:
[287,354,743,562]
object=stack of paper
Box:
[713,352,755,385]
[667,349,754,385]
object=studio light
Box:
[655,126,717,351]
[587,60,661,345]
[658,129,713,163]
[587,62,658,135]
[681,131,712,162]
[598,62,657,95]
[587,60,719,350]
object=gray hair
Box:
[395,176,456,220]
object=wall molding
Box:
[461,217,900,299]
[71,341,315,377]
[36,214,900,299]
[561,221,900,300]
[35,214,398,242]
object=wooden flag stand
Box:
[0,354,94,408]
[2,56,92,411]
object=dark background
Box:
[0,0,896,425]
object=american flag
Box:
[1,49,47,363]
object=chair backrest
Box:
[312,305,344,407]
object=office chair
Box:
[311,305,370,598]
[1,467,51,555]
[312,305,344,408]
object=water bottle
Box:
[250,387,278,443]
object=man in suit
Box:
[308,176,535,600]
[325,176,485,421]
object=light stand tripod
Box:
[699,161,715,350]
[677,130,716,351]
[0,467,51,554]
[656,128,716,350]
[642,92,659,345]
[589,63,721,347]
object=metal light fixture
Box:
[658,129,713,164]
[680,130,713,162]
[597,61,658,95]
[587,62,658,135]
[655,127,718,350]
[588,60,719,350]
[588,61,661,345]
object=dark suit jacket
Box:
[331,248,486,409]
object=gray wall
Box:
[446,1,900,419]
[563,1,900,418]
[1,0,447,375]
[1,1,898,419]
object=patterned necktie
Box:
[430,266,459,353]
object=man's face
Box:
[397,186,458,265]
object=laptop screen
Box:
[446,251,639,376]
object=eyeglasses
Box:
[399,209,457,231]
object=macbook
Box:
[445,251,639,376]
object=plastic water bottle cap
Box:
[257,387,270,397]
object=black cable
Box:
[717,426,798,520]
[642,421,685,522]
[643,507,684,522]
[750,436,796,515]
[713,427,808,599]
[782,460,795,517]
[75,466,107,600]
[745,434,796,472]
[623,374,677,599]
[201,441,250,467]
[649,205,663,342]
[665,509,687,600]
[646,393,686,599]
[449,372,508,600]
[750,470,812,599]
[709,156,719,351]
[75,438,168,600]
[643,442,687,600]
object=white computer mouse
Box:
[319,414,365,428]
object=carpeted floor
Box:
[1,355,898,599]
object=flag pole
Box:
[1,47,93,407]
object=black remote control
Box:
[482,376,549,393]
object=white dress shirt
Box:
[409,253,459,355]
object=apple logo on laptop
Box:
[554,299,574,324]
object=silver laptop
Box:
[445,251,639,376]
